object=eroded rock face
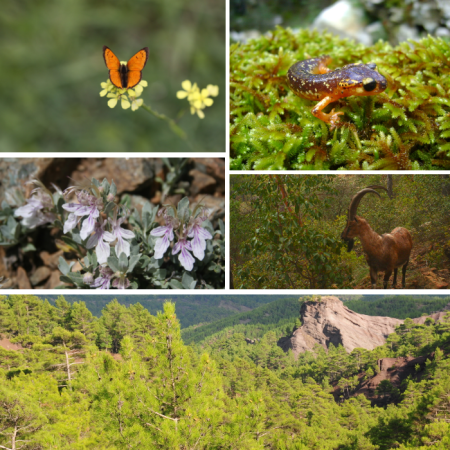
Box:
[354,354,430,406]
[278,296,403,357]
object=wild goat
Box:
[341,186,413,289]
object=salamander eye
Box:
[366,63,377,70]
[363,78,377,92]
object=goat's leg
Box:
[392,268,398,288]
[383,270,392,289]
[370,267,378,288]
[402,261,409,288]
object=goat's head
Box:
[341,185,389,252]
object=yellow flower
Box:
[102,78,147,111]
[105,91,130,109]
[192,88,214,109]
[130,97,143,111]
[177,80,200,101]
[190,104,205,119]
[177,80,219,119]
[206,84,219,97]
[100,81,112,97]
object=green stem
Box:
[141,103,193,150]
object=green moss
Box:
[230,28,450,170]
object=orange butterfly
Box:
[103,46,149,89]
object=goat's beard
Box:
[345,238,354,252]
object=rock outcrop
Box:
[354,355,430,405]
[277,296,403,357]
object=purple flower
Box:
[62,192,103,240]
[86,218,112,264]
[112,274,131,289]
[172,238,195,271]
[187,217,212,260]
[151,224,174,259]
[106,216,135,258]
[150,213,179,259]
[14,191,55,229]
[91,266,114,290]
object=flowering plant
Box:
[100,74,219,150]
[0,178,225,289]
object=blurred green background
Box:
[231,0,332,32]
[0,0,225,153]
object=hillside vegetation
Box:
[1,295,450,448]
[345,295,450,319]
[38,294,296,328]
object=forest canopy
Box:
[1,294,450,449]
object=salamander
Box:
[287,56,387,128]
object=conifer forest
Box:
[1,294,450,449]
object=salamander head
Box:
[337,63,387,97]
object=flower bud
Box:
[83,272,94,285]
[107,193,115,202]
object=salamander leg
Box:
[311,96,344,129]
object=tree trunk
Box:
[387,175,393,198]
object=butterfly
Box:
[103,46,149,89]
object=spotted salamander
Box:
[287,56,387,128]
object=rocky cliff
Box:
[277,296,404,357]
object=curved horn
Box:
[365,185,391,199]
[348,188,382,220]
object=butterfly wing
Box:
[126,47,149,89]
[103,46,123,88]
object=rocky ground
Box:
[355,241,450,290]
[0,158,225,289]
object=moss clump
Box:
[230,28,450,170]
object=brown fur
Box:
[342,216,413,289]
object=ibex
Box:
[341,186,413,289]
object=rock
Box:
[43,270,66,289]
[0,158,53,203]
[412,311,450,324]
[278,296,403,358]
[193,195,225,221]
[164,195,183,208]
[191,158,225,194]
[0,338,22,351]
[189,169,216,197]
[71,159,163,196]
[0,247,8,278]
[355,355,430,405]
[418,268,448,289]
[396,23,420,44]
[39,250,64,270]
[129,195,152,215]
[438,269,450,278]
[16,266,32,289]
[312,0,372,46]
[0,277,14,289]
[29,266,51,286]
[230,30,262,44]
[71,261,83,273]
[0,158,79,204]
